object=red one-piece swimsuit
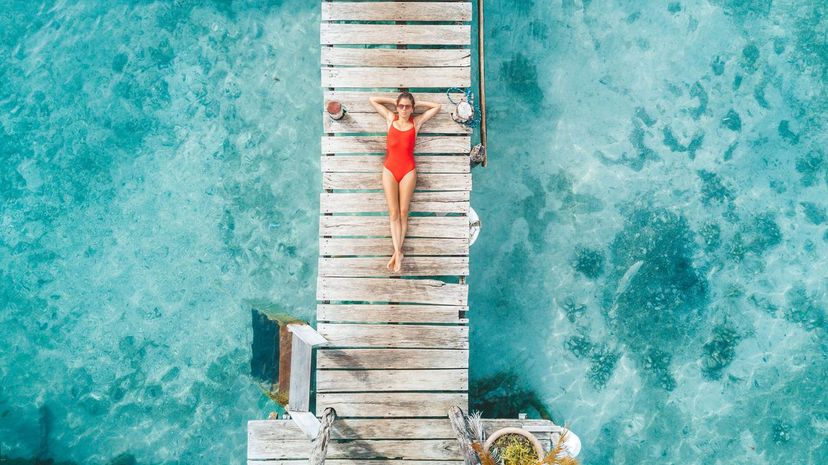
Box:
[384,113,416,183]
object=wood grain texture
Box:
[318,256,469,277]
[250,436,461,460]
[287,336,311,412]
[317,369,467,392]
[316,323,468,349]
[316,392,468,417]
[320,192,469,214]
[320,237,469,256]
[249,461,462,465]
[322,2,472,22]
[317,304,468,323]
[322,66,470,88]
[316,348,468,369]
[316,277,468,305]
[321,24,470,45]
[322,47,471,67]
[319,216,468,238]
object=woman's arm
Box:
[368,96,395,121]
[413,100,441,129]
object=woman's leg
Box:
[382,167,402,270]
[395,169,417,273]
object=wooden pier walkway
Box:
[248,2,563,464]
[317,3,473,446]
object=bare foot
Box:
[393,251,404,273]
[386,251,397,271]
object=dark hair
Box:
[396,92,415,107]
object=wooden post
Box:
[278,324,292,403]
[477,0,488,167]
[288,333,312,412]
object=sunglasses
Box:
[396,103,412,110]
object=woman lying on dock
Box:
[368,93,441,273]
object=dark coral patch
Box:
[801,202,827,224]
[572,246,605,279]
[728,213,782,260]
[721,109,742,131]
[701,324,742,380]
[499,53,545,106]
[606,208,708,390]
[699,223,722,251]
[778,120,800,144]
[784,285,825,331]
[698,170,735,205]
[795,150,824,187]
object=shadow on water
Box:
[470,371,555,421]
[5,406,140,465]
[5,454,138,465]
[250,309,279,383]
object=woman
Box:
[368,93,441,273]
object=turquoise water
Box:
[1,1,826,464]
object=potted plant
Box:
[484,427,545,465]
[474,427,580,465]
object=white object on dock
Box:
[469,207,481,245]
[287,323,328,347]
[287,410,322,440]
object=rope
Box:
[310,408,337,465]
[446,87,482,128]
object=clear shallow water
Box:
[1,1,826,464]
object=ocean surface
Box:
[1,1,826,464]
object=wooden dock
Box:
[248,2,563,464]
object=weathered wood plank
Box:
[319,256,469,277]
[288,335,312,412]
[248,417,469,442]
[320,238,469,256]
[248,420,306,442]
[316,323,468,349]
[249,461,462,465]
[320,216,468,238]
[250,436,461,460]
[317,277,468,306]
[317,304,468,324]
[316,392,468,417]
[321,155,470,173]
[322,2,472,22]
[322,48,471,67]
[322,67,470,88]
[317,348,469,369]
[330,418,459,439]
[321,136,470,154]
[317,369,467,392]
[323,172,471,191]
[324,91,464,114]
[324,112,471,134]
[287,323,328,347]
[320,192,469,214]
[321,24,470,45]
[287,410,320,440]
[328,439,462,460]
